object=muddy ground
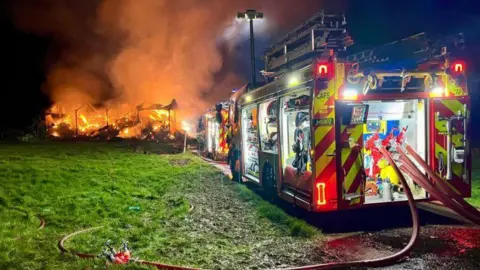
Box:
[208,162,480,269]
[324,225,480,270]
[197,165,480,269]
[185,170,326,269]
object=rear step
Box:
[417,201,475,225]
[281,187,312,210]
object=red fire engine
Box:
[197,85,247,161]
[228,11,470,212]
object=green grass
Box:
[466,156,480,208]
[236,185,318,238]
[0,142,323,269]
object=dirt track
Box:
[199,159,480,269]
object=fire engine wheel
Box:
[262,162,277,202]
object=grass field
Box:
[467,156,480,207]
[0,142,323,269]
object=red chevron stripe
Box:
[435,133,447,149]
[314,108,334,119]
[316,158,336,182]
[347,170,364,194]
[434,101,455,118]
[342,149,359,176]
[325,93,335,106]
[315,127,335,159]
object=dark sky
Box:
[1,0,480,136]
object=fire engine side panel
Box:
[337,121,365,208]
[430,97,471,197]
[430,70,470,197]
[312,64,338,211]
[333,63,365,209]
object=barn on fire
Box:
[45,99,178,140]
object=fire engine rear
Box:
[234,11,470,212]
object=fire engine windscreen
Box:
[363,99,427,204]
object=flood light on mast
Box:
[237,10,264,20]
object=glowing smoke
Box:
[11,0,327,120]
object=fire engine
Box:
[229,11,470,212]
[197,85,247,161]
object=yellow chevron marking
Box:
[315,141,336,177]
[435,100,466,131]
[349,185,363,205]
[314,83,335,113]
[345,160,361,191]
[341,125,363,187]
[435,119,446,131]
[441,100,464,115]
[314,125,333,146]
[341,127,362,165]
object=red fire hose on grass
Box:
[57,147,420,270]
[58,226,199,269]
[56,144,480,269]
[58,208,200,270]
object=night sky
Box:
[1,0,480,140]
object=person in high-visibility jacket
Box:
[227,124,241,182]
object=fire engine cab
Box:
[234,11,470,212]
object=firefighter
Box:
[227,124,241,182]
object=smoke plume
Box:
[11,0,330,120]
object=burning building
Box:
[45,99,178,140]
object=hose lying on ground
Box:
[58,225,200,270]
[404,144,480,215]
[280,147,420,270]
[57,144,480,269]
[397,144,480,225]
[58,204,199,270]
[38,217,46,230]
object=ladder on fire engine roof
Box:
[345,32,466,71]
[345,32,466,94]
[262,10,353,77]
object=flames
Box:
[45,102,177,140]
